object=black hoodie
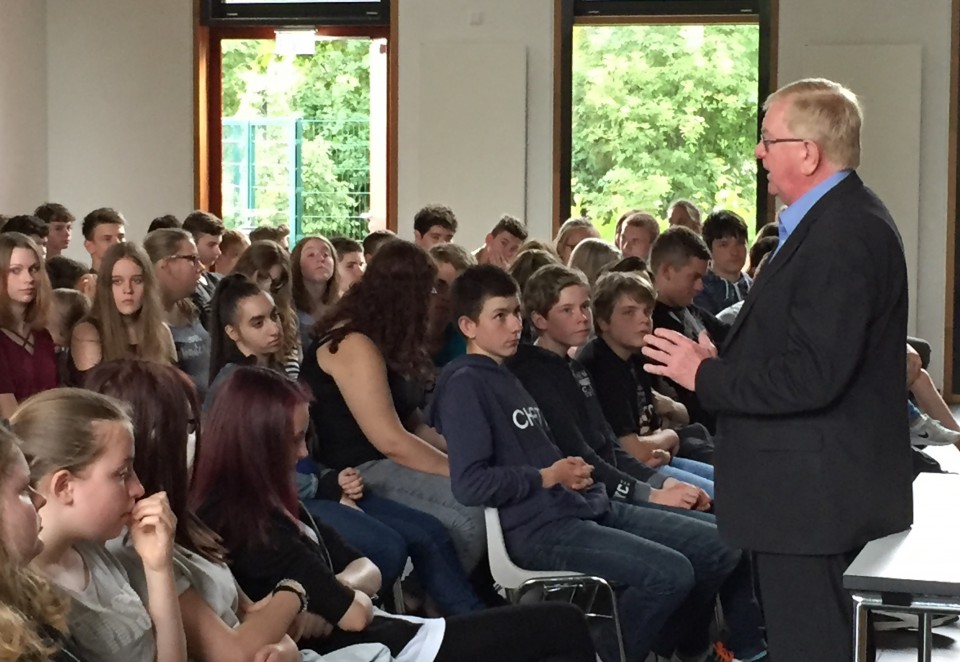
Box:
[506,343,667,504]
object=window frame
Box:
[553,0,778,236]
[200,0,390,28]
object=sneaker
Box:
[910,414,960,447]
[874,611,959,631]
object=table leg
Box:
[918,612,933,662]
[854,596,870,662]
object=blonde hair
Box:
[87,242,170,363]
[0,427,69,662]
[0,233,51,330]
[568,238,621,287]
[143,228,198,318]
[554,217,597,261]
[765,78,862,169]
[508,248,561,295]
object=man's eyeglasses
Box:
[168,254,201,266]
[760,137,808,150]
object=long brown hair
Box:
[0,427,69,662]
[86,242,170,363]
[291,236,340,314]
[85,360,226,563]
[232,241,298,361]
[0,233,51,330]
[316,239,436,380]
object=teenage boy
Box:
[330,236,366,294]
[430,264,740,662]
[580,272,716,489]
[695,210,752,315]
[616,211,660,262]
[1,215,49,259]
[182,210,225,327]
[474,214,528,268]
[413,204,457,248]
[34,202,75,258]
[81,207,126,272]
[428,243,476,367]
[649,227,728,431]
[512,263,769,662]
[361,229,396,263]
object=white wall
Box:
[396,0,555,249]
[0,0,48,214]
[777,0,953,381]
[46,0,195,261]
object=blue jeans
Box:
[638,502,767,660]
[658,456,715,498]
[302,493,485,615]
[512,501,740,662]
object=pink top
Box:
[0,328,59,404]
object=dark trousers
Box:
[754,549,861,662]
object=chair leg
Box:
[603,582,627,662]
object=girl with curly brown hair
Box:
[300,240,485,574]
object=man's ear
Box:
[530,310,549,333]
[225,323,240,343]
[413,230,423,243]
[484,233,495,248]
[800,141,823,176]
[457,314,478,340]
[596,316,610,336]
[83,239,95,256]
[45,469,76,506]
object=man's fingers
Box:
[640,345,673,366]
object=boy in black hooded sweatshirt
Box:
[429,264,741,662]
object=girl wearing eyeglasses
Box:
[144,228,212,400]
[68,242,175,385]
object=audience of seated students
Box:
[82,208,126,272]
[616,211,660,261]
[427,243,476,367]
[0,233,58,420]
[649,226,729,432]
[233,240,301,378]
[291,236,339,352]
[0,424,84,662]
[84,360,322,662]
[148,214,181,233]
[578,272,717,491]
[667,199,703,234]
[0,215,49,259]
[694,210,752,315]
[69,242,176,384]
[362,228,396,264]
[413,204,458,249]
[213,229,249,276]
[472,214,528,267]
[11,389,188,662]
[34,202,75,259]
[567,237,621,288]
[181,211,225,327]
[190,365,597,662]
[46,255,98,300]
[205,274,283,406]
[429,265,741,662]
[554,217,600,265]
[144,228,212,399]
[509,262,769,662]
[330,237,366,295]
[300,240,486,575]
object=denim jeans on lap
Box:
[658,456,715,498]
[511,501,739,662]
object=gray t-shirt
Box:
[170,315,211,399]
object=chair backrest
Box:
[484,507,581,588]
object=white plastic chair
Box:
[484,508,627,662]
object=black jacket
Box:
[696,173,913,554]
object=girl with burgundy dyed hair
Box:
[301,240,486,576]
[85,359,327,662]
[190,366,596,662]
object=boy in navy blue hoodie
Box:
[430,265,741,662]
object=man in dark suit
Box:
[641,78,913,662]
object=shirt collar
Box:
[778,170,852,243]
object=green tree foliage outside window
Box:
[572,24,760,241]
[221,39,373,240]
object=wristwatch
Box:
[273,578,309,614]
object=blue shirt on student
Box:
[774,169,851,257]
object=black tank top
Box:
[300,331,424,470]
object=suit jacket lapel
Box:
[722,173,863,351]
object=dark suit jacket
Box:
[696,172,913,555]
